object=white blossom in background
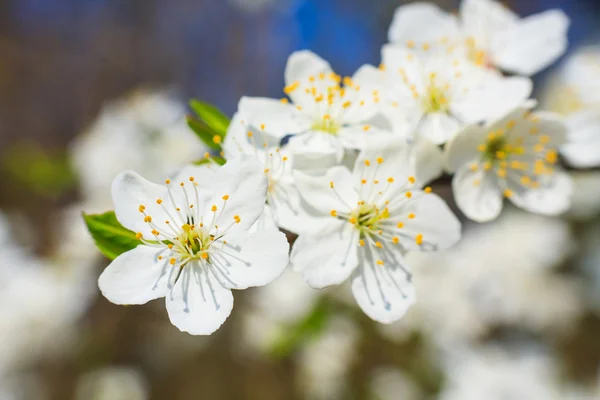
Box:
[445,105,573,222]
[223,107,309,234]
[368,367,422,400]
[75,367,149,400]
[380,208,581,346]
[292,139,460,323]
[240,269,319,355]
[389,0,569,76]
[439,345,563,400]
[297,316,359,400]
[70,89,208,211]
[541,46,600,168]
[371,44,531,144]
[239,51,389,171]
[98,157,289,335]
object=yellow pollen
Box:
[359,239,365,247]
[168,244,173,249]
[376,260,385,266]
[284,81,299,94]
[169,258,176,265]
[388,177,394,183]
[260,124,266,130]
[222,194,229,200]
[212,135,222,144]
[139,205,146,213]
[521,176,531,185]
[397,222,404,229]
[189,177,195,182]
[546,150,558,164]
[182,224,191,232]
[165,180,171,185]
[211,205,217,212]
[375,241,383,248]
[180,182,185,187]
[330,210,337,217]
[144,216,152,223]
[408,176,416,184]
[405,191,413,198]
[361,179,367,184]
[364,159,371,166]
[415,234,423,245]
[330,181,335,188]
[234,215,241,223]
[503,189,513,198]
[408,213,416,219]
[280,98,289,104]
[343,101,351,108]
[363,125,371,131]
[407,40,415,48]
[156,199,163,205]
[283,156,288,161]
[158,256,163,260]
[534,143,544,153]
[247,131,253,138]
[376,157,384,164]
[200,252,209,260]
[349,217,357,224]
[425,187,432,193]
[135,232,143,240]
[392,237,399,244]
[478,144,486,152]
[497,169,507,178]
[539,135,550,144]
[151,229,159,236]
[470,164,479,172]
[264,168,270,174]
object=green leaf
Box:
[270,300,331,359]
[186,116,221,151]
[193,156,226,166]
[83,211,142,260]
[189,99,230,136]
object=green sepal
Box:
[186,115,221,151]
[189,99,230,136]
[193,156,226,166]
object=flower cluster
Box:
[96,0,587,335]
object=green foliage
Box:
[187,99,230,152]
[270,300,331,359]
[1,141,75,198]
[193,156,226,166]
[83,211,143,260]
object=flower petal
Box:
[98,245,172,305]
[288,132,345,173]
[388,2,460,49]
[490,10,570,75]
[294,166,358,216]
[238,96,304,138]
[208,155,268,233]
[506,170,573,216]
[444,124,487,173]
[291,219,359,288]
[213,228,289,290]
[166,264,234,335]
[417,112,461,145]
[561,110,600,168]
[460,0,519,40]
[351,246,415,324]
[284,50,334,109]
[112,171,184,237]
[453,163,503,222]
[411,137,444,185]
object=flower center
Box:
[465,37,490,68]
[311,116,340,135]
[349,203,390,234]
[176,223,213,260]
[423,73,449,113]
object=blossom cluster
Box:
[96,0,588,335]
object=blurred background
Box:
[1,0,600,399]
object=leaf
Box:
[193,156,226,166]
[189,99,230,137]
[270,300,331,359]
[83,211,142,260]
[186,116,221,151]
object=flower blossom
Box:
[369,44,531,144]
[238,50,387,170]
[98,156,290,335]
[445,105,573,222]
[388,0,569,76]
[291,140,461,323]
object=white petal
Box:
[98,245,171,305]
[208,155,268,233]
[294,166,358,216]
[214,229,289,290]
[417,112,460,145]
[291,220,359,288]
[288,133,344,172]
[561,111,600,168]
[351,247,415,324]
[112,171,183,237]
[341,65,384,125]
[166,265,234,335]
[490,10,570,75]
[460,0,519,40]
[223,112,252,158]
[392,191,462,251]
[285,50,334,87]
[388,2,460,48]
[411,137,444,185]
[451,76,533,124]
[238,96,303,138]
[269,174,314,234]
[507,170,573,216]
[444,124,487,173]
[453,163,503,222]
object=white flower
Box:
[98,156,290,335]
[388,0,569,76]
[541,46,600,168]
[373,44,531,144]
[239,50,388,170]
[70,89,207,211]
[291,139,461,323]
[445,105,573,222]
[439,345,563,400]
[223,107,308,234]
